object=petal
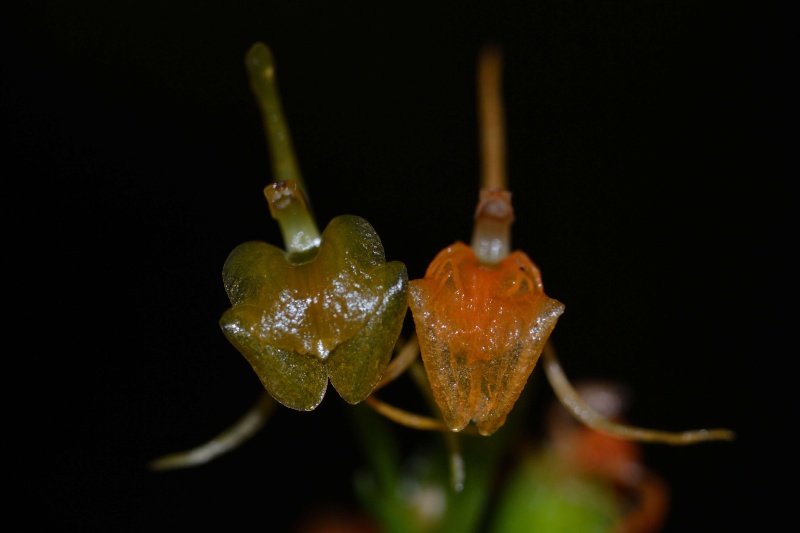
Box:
[409,242,564,435]
[326,260,408,404]
[220,305,328,411]
[222,240,288,307]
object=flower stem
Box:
[245,42,308,195]
[477,44,507,192]
[246,42,321,260]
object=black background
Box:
[5,1,774,531]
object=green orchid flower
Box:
[220,43,408,411]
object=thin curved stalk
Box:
[148,391,277,470]
[542,341,736,445]
[245,42,307,194]
[372,335,421,393]
[478,43,507,191]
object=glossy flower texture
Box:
[220,43,408,411]
[406,44,734,445]
[409,189,564,436]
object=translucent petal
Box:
[409,242,564,435]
